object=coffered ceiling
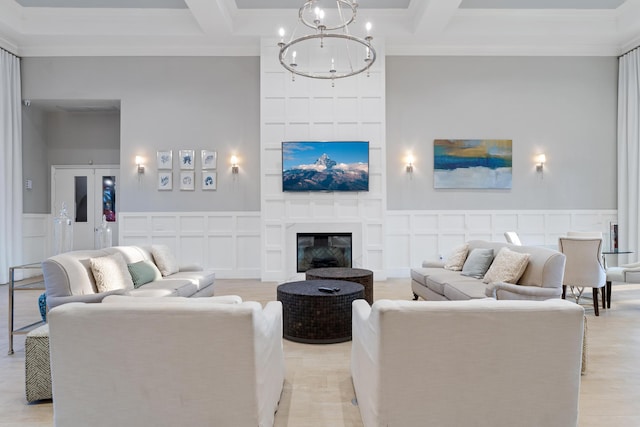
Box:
[0,0,639,57]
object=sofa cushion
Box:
[461,248,494,279]
[483,247,530,284]
[443,281,489,300]
[444,244,469,271]
[151,245,179,277]
[90,253,134,293]
[127,279,198,297]
[410,268,445,286]
[169,270,216,291]
[127,260,162,289]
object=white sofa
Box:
[351,298,584,427]
[42,245,215,309]
[411,240,565,301]
[48,297,285,427]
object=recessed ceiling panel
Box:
[14,0,187,8]
[460,0,626,9]
[235,0,410,9]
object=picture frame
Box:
[201,150,217,170]
[156,150,173,170]
[158,171,173,191]
[180,171,195,191]
[179,149,195,170]
[202,171,217,190]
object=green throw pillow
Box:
[127,260,161,289]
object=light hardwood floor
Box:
[2,278,640,426]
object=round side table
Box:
[277,280,364,344]
[305,267,374,304]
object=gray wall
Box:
[21,57,261,212]
[22,105,48,213]
[47,111,120,167]
[386,56,618,210]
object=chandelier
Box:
[277,0,376,86]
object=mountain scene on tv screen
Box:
[283,152,368,192]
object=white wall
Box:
[386,56,618,210]
[260,39,387,282]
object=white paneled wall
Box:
[119,212,261,279]
[386,209,618,277]
[20,214,50,279]
[260,38,387,282]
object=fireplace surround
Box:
[297,232,352,272]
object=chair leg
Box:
[602,287,606,310]
[562,285,566,299]
[592,288,599,316]
[606,281,612,309]
[412,292,419,301]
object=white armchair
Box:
[559,237,607,316]
[605,262,640,308]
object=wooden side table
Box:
[306,267,374,304]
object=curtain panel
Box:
[618,48,640,262]
[0,49,22,283]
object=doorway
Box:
[51,166,120,250]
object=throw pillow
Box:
[151,245,180,277]
[483,247,530,284]
[444,243,470,271]
[90,252,134,293]
[127,260,162,289]
[461,248,494,279]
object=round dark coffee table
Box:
[305,267,374,304]
[277,280,364,344]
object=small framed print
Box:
[201,150,217,169]
[179,150,195,170]
[157,150,173,170]
[202,171,217,190]
[180,171,195,191]
[158,171,173,191]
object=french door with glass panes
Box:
[51,167,119,251]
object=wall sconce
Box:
[230,155,239,174]
[535,154,546,172]
[406,153,415,173]
[135,156,145,174]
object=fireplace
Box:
[297,233,352,272]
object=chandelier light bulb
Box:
[366,22,372,34]
[292,51,297,61]
[279,27,285,37]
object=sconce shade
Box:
[135,156,145,174]
[231,155,239,174]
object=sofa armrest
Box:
[46,289,128,309]
[422,260,446,268]
[485,282,562,300]
[178,264,203,272]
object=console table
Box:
[277,280,364,344]
[8,263,45,355]
[306,267,374,304]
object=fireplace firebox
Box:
[296,233,352,272]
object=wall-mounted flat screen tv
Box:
[282,141,369,192]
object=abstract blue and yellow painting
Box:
[434,139,512,189]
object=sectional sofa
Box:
[42,245,215,309]
[410,240,566,301]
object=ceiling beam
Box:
[412,0,462,38]
[183,0,234,35]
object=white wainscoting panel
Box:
[386,209,618,277]
[21,214,50,278]
[260,38,387,282]
[119,212,261,279]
